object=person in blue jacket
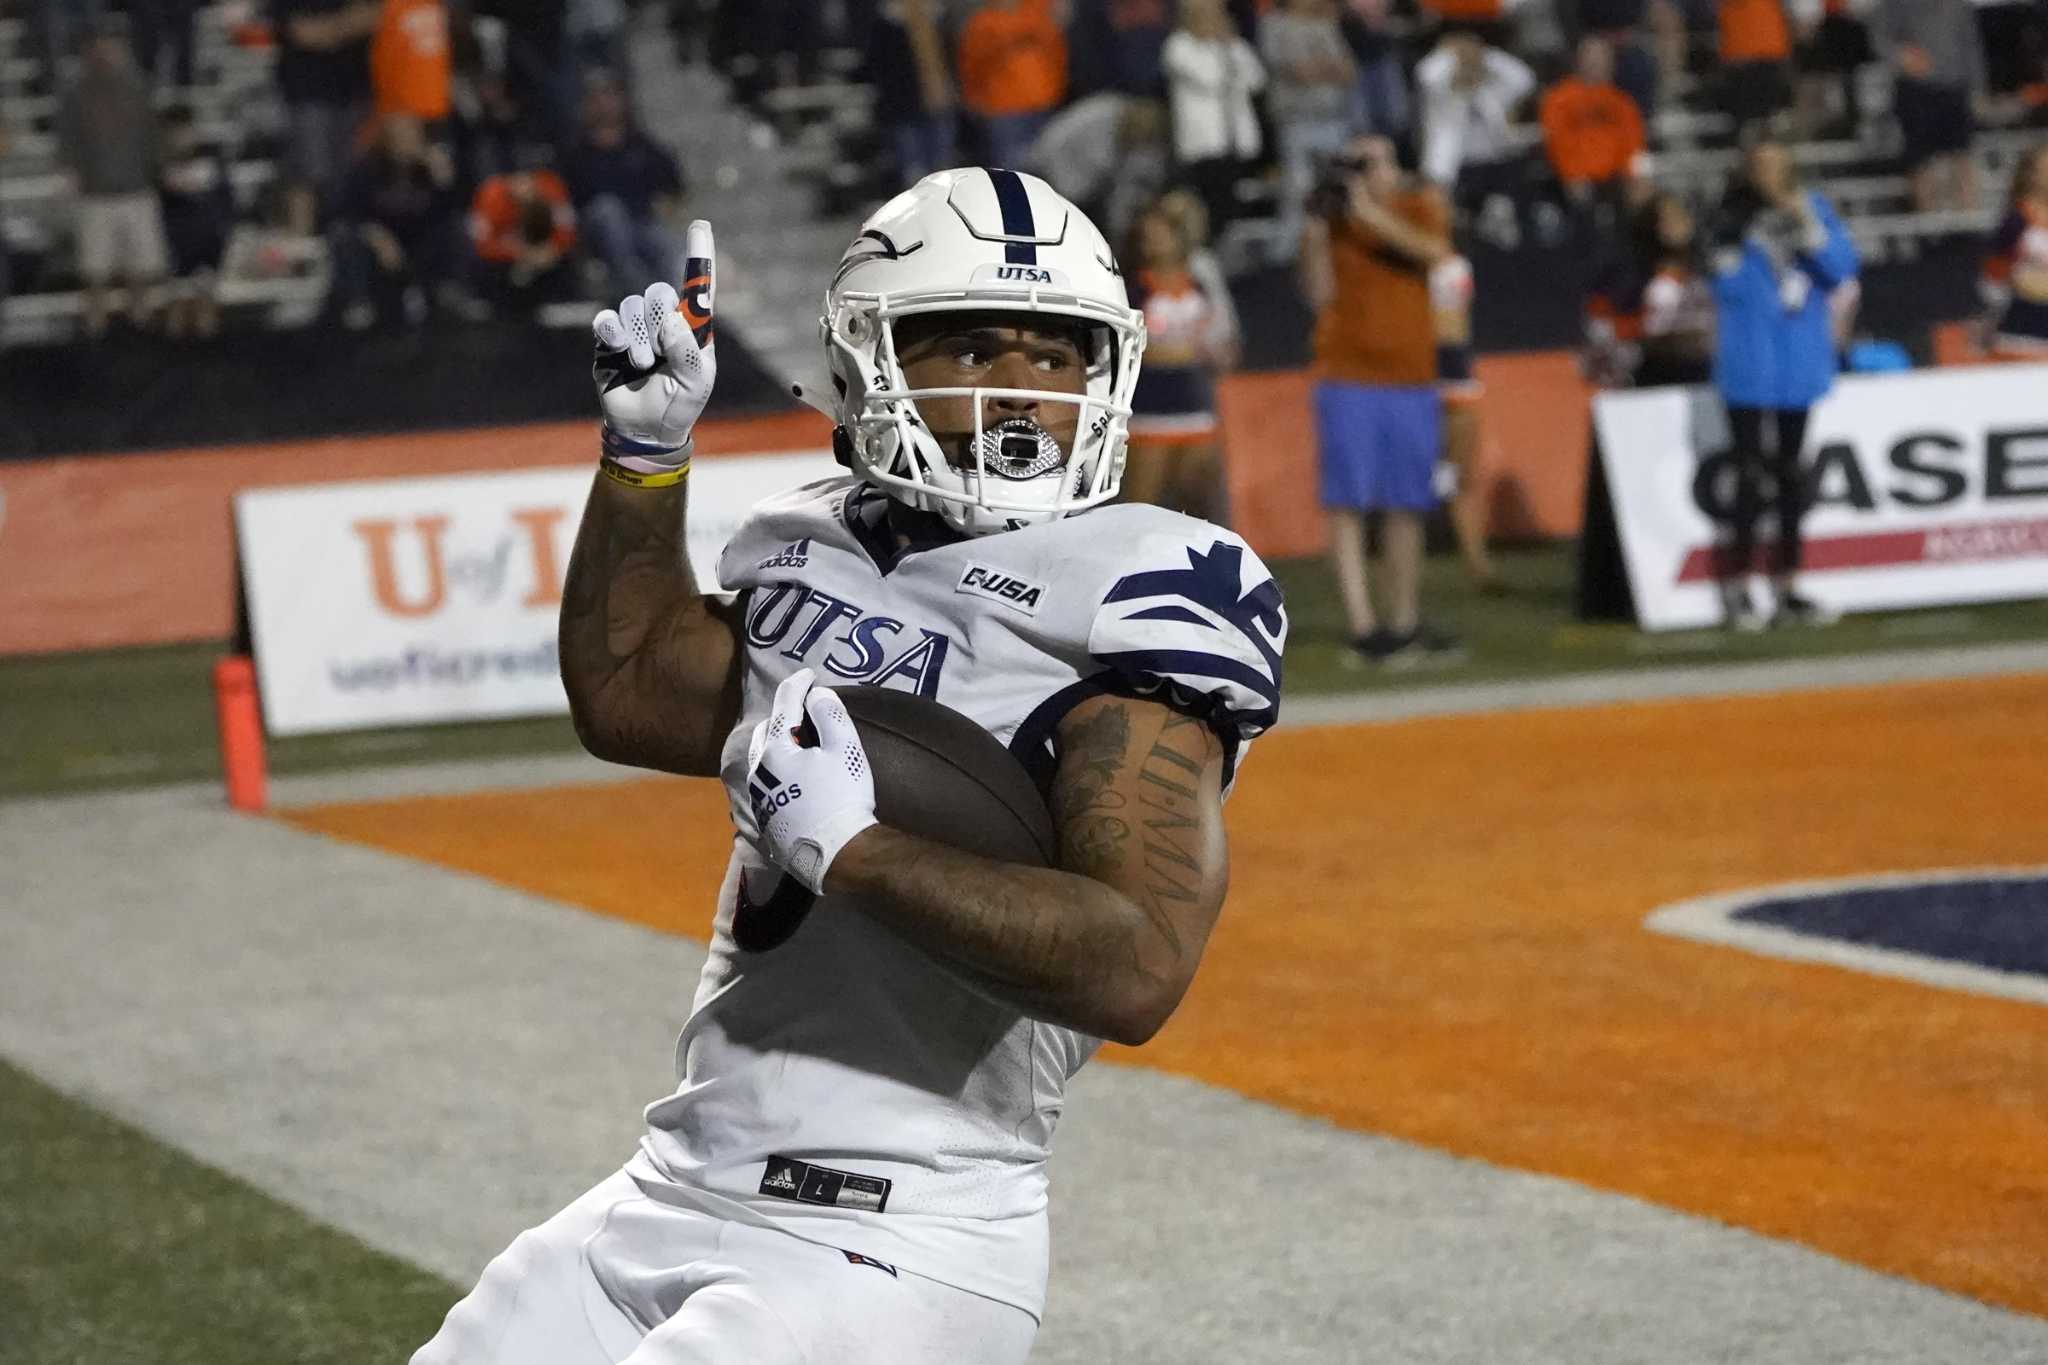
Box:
[1708,138,1860,630]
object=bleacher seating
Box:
[1,2,2042,358]
[0,1,312,346]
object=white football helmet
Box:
[820,168,1146,536]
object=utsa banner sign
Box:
[235,453,838,735]
[1593,365,2048,630]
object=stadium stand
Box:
[2,0,2046,437]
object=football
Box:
[732,685,1057,951]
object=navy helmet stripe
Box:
[985,167,1037,265]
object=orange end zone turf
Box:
[283,674,2048,1318]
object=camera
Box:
[1309,157,1368,221]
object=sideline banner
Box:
[235,452,839,735]
[1593,365,2048,631]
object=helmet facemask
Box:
[827,294,1143,537]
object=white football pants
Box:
[409,1169,1037,1365]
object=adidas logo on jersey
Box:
[763,1165,800,1192]
[957,563,1045,616]
[758,538,811,572]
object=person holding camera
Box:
[1708,138,1858,631]
[1301,135,1462,667]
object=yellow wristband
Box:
[600,458,690,490]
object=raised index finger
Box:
[681,219,714,352]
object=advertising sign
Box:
[1592,366,2048,630]
[235,452,838,734]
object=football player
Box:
[411,168,1288,1365]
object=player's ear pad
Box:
[731,687,1057,953]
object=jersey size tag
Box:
[759,1155,892,1213]
[956,563,1046,616]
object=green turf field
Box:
[6,543,2048,800]
[0,1059,457,1365]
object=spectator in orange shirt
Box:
[1541,35,1647,230]
[470,167,578,311]
[956,0,1068,167]
[1300,134,1463,667]
[371,0,451,126]
[1418,0,1515,46]
[1718,0,1794,130]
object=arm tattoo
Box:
[835,700,1228,1042]
[1050,702,1221,991]
[559,476,737,773]
[560,477,693,685]
[1126,710,1214,987]
[1051,702,1132,877]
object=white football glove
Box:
[734,668,878,895]
[592,219,716,475]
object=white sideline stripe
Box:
[255,643,2048,809]
[1645,868,2048,1006]
[269,749,644,809]
[1281,641,2048,730]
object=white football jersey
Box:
[633,476,1287,1317]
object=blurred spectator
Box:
[957,0,1069,168]
[1717,0,1795,133]
[475,0,572,143]
[1569,0,1658,116]
[1025,95,1170,245]
[335,113,467,328]
[1300,134,1460,667]
[563,74,687,292]
[1123,200,1233,521]
[470,167,578,310]
[1262,0,1359,262]
[1577,187,1714,620]
[1585,189,1715,388]
[1163,0,1267,231]
[1066,0,1174,97]
[128,0,208,89]
[1707,139,1858,630]
[273,0,380,234]
[866,0,957,186]
[1429,252,1499,590]
[1337,0,1413,143]
[1980,142,2048,357]
[1415,27,1537,235]
[567,0,630,78]
[372,0,454,126]
[450,45,542,183]
[157,105,236,340]
[1792,0,1874,139]
[1157,186,1241,356]
[1540,35,1647,233]
[1880,0,1988,213]
[58,16,169,337]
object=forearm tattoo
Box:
[560,477,693,686]
[559,476,731,771]
[1052,701,1220,991]
[1052,703,1132,876]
